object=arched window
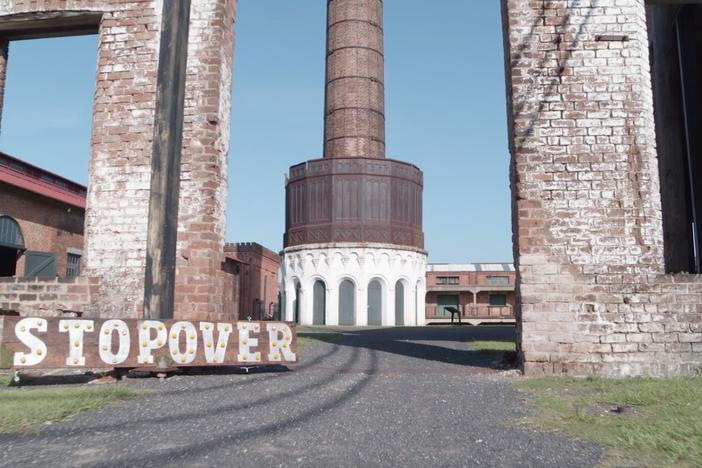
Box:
[0,216,24,277]
[395,280,405,326]
[367,279,382,326]
[339,279,355,326]
[0,216,24,250]
[313,280,326,325]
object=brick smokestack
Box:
[324,0,385,159]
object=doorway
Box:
[313,280,326,325]
[437,294,459,317]
[368,279,382,326]
[395,280,405,326]
[339,279,355,326]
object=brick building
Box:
[224,243,280,321]
[0,152,85,279]
[425,263,516,324]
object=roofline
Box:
[0,152,86,209]
[427,262,515,273]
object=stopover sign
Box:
[0,317,297,369]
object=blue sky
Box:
[0,0,512,264]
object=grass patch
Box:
[0,385,137,434]
[0,374,12,387]
[468,340,516,353]
[515,376,702,467]
[297,332,342,348]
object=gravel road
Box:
[0,325,601,467]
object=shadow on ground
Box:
[299,324,517,370]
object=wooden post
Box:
[143,0,191,320]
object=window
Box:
[486,275,509,286]
[436,276,459,285]
[489,294,507,307]
[66,253,81,278]
[0,216,24,249]
[0,216,24,277]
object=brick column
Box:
[324,0,385,159]
[82,0,236,320]
[85,4,164,318]
[502,0,665,375]
[173,0,237,321]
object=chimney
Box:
[324,0,385,159]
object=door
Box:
[395,281,405,326]
[313,280,326,325]
[294,283,301,324]
[367,280,382,326]
[339,280,355,325]
[436,294,459,317]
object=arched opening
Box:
[367,279,383,326]
[416,279,423,326]
[293,282,302,324]
[339,279,355,326]
[313,280,326,325]
[0,216,24,277]
[395,280,405,326]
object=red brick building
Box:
[224,243,280,321]
[0,152,85,279]
[425,263,516,324]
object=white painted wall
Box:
[280,243,427,326]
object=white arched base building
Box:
[281,243,427,326]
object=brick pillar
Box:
[502,0,665,375]
[173,0,237,321]
[85,5,164,318]
[324,0,385,159]
[84,0,236,321]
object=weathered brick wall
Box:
[503,0,702,376]
[0,277,93,317]
[174,0,236,321]
[0,1,236,320]
[224,243,281,320]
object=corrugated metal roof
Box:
[427,263,515,272]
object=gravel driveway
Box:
[0,325,601,467]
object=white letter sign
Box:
[137,320,167,364]
[13,318,48,366]
[99,320,131,365]
[200,322,232,364]
[59,319,95,366]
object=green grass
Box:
[467,340,516,353]
[0,374,11,387]
[0,384,137,434]
[515,376,702,467]
[297,332,343,348]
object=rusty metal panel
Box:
[284,158,424,250]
